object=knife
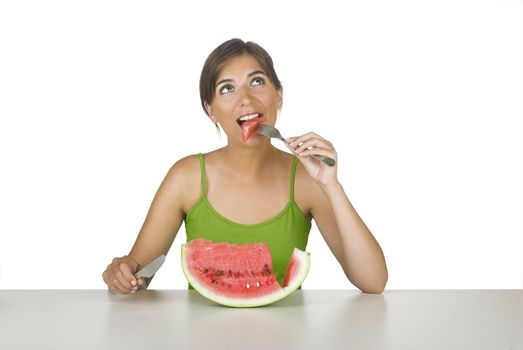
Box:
[136,255,166,278]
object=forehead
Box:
[217,54,265,79]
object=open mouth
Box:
[236,113,267,143]
[236,113,265,127]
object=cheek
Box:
[266,96,282,111]
[212,97,237,115]
[253,91,279,108]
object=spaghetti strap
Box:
[290,157,299,201]
[198,153,207,198]
[185,153,312,287]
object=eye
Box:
[251,77,265,86]
[219,85,234,94]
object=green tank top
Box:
[184,153,312,285]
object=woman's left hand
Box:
[285,132,338,187]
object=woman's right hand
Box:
[102,255,145,294]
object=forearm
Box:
[320,181,388,293]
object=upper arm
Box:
[129,154,200,267]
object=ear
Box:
[276,86,283,110]
[204,101,217,123]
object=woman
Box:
[102,39,388,294]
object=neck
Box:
[220,142,279,177]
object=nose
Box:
[238,87,254,106]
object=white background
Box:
[0,0,522,290]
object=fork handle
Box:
[282,137,336,166]
[311,154,336,167]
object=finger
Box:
[284,142,297,154]
[285,132,314,146]
[285,136,298,144]
[119,262,137,287]
[102,270,111,288]
[112,279,129,294]
[289,132,332,148]
[111,263,132,290]
[288,134,323,148]
[287,135,309,148]
[134,278,146,291]
[310,132,333,147]
[296,146,337,159]
[115,269,132,290]
[292,138,331,154]
[114,279,134,294]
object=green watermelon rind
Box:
[181,245,310,308]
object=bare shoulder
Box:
[162,153,202,214]
[167,153,201,179]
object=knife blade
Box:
[136,255,166,278]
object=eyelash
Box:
[219,85,234,94]
[251,77,265,86]
[219,77,265,95]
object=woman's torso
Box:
[183,149,312,284]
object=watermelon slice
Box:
[240,115,266,143]
[181,239,310,307]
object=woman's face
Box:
[204,54,282,144]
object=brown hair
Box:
[199,38,282,116]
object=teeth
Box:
[239,113,260,121]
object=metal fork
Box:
[257,124,336,167]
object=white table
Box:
[0,290,522,349]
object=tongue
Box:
[241,116,266,143]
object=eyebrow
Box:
[215,70,268,88]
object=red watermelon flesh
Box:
[182,239,310,307]
[241,115,266,143]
